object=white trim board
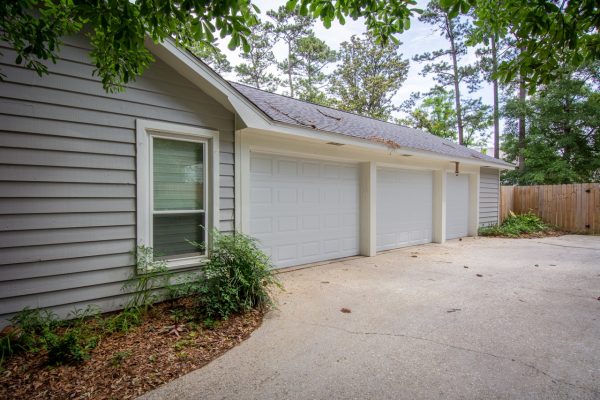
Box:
[136,119,219,270]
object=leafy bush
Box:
[102,308,144,334]
[102,246,174,334]
[0,308,57,364]
[1,307,102,366]
[46,329,94,365]
[479,211,552,237]
[190,230,280,319]
[127,246,172,311]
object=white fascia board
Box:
[242,125,515,170]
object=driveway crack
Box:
[292,319,599,396]
[527,241,600,251]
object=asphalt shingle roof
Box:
[230,82,512,168]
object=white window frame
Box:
[136,119,219,270]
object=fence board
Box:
[500,183,600,233]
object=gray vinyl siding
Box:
[0,35,235,324]
[479,167,500,227]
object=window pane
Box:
[153,138,204,211]
[153,213,205,258]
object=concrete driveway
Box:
[142,235,600,400]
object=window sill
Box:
[165,255,208,270]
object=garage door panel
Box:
[250,153,359,268]
[249,155,271,174]
[446,173,469,240]
[377,168,433,252]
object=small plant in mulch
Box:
[479,211,561,238]
[0,232,280,400]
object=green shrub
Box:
[479,211,552,237]
[1,308,58,360]
[1,307,102,366]
[102,308,144,333]
[190,230,280,319]
[126,246,172,311]
[46,329,92,365]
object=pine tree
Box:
[234,22,279,91]
[294,34,337,104]
[267,6,313,98]
[414,0,482,145]
[329,34,409,121]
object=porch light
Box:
[454,161,460,176]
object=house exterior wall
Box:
[0,36,235,324]
[479,167,500,226]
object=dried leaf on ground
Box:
[0,302,264,400]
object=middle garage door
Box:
[249,153,360,268]
[377,167,433,251]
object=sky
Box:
[216,0,494,146]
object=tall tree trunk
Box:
[491,35,500,159]
[446,16,464,145]
[518,75,526,169]
[288,44,294,97]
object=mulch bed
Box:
[0,301,264,400]
[491,229,564,238]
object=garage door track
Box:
[142,235,600,400]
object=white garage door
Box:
[446,173,470,240]
[249,153,360,268]
[377,167,433,251]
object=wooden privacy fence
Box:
[500,183,600,233]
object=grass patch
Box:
[479,212,557,238]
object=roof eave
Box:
[243,120,515,170]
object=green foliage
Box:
[109,350,132,368]
[329,33,409,121]
[189,230,280,319]
[1,307,99,366]
[445,0,600,91]
[127,246,172,311]
[102,309,144,334]
[413,1,485,146]
[399,88,458,140]
[501,66,600,185]
[234,22,280,91]
[399,86,491,147]
[1,0,260,92]
[294,34,337,104]
[289,0,417,41]
[268,5,314,97]
[479,212,552,237]
[5,308,58,354]
[101,246,174,333]
[191,44,232,74]
[46,329,94,365]
[3,0,597,95]
[1,308,56,366]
